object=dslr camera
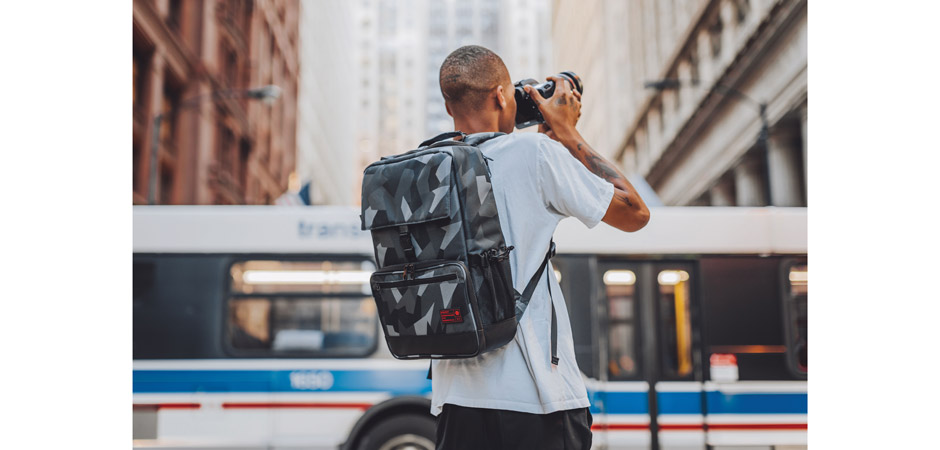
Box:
[513,71,583,129]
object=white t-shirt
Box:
[430,131,615,416]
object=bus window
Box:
[227,260,377,357]
[658,269,693,379]
[784,263,808,375]
[604,269,638,379]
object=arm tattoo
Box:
[614,190,635,208]
[576,142,625,185]
[575,142,634,207]
[555,96,567,106]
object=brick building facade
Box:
[133,0,299,205]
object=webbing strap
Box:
[518,240,559,366]
[548,274,558,366]
[398,225,417,261]
[518,242,554,309]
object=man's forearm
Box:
[554,128,635,200]
[551,127,650,232]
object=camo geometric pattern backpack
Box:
[360,131,558,364]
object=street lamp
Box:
[147,85,282,205]
[645,78,771,204]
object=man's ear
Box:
[445,101,453,118]
[495,85,507,110]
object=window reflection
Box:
[231,260,374,295]
[230,298,271,349]
[228,260,377,356]
[659,270,693,378]
[786,264,808,373]
[605,269,637,379]
[228,297,377,354]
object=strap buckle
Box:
[398,225,417,261]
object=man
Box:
[431,45,650,450]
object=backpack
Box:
[360,131,559,365]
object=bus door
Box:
[591,260,651,450]
[647,262,705,450]
[591,260,706,450]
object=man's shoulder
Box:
[493,131,549,145]
[489,131,561,157]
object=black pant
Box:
[436,404,593,450]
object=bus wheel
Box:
[358,413,436,450]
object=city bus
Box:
[133,205,807,450]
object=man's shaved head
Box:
[439,45,511,114]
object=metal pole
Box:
[148,114,163,205]
[144,86,277,205]
[759,102,773,206]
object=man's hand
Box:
[526,77,649,233]
[524,76,581,142]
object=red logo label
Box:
[440,309,463,323]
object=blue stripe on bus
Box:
[705,391,807,414]
[135,370,806,416]
[592,390,807,416]
[589,391,649,415]
[134,369,431,395]
[657,391,702,415]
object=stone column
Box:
[648,108,663,161]
[677,59,693,116]
[734,152,767,206]
[720,0,736,66]
[799,104,808,192]
[697,29,713,87]
[767,124,805,206]
[710,176,736,206]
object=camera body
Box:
[513,71,583,129]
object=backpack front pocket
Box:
[370,260,483,358]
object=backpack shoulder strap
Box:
[419,131,465,147]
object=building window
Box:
[133,143,143,197]
[132,43,152,120]
[224,47,238,88]
[735,0,750,24]
[159,81,181,152]
[218,124,235,178]
[159,166,174,204]
[239,139,251,199]
[167,0,183,31]
[709,15,723,58]
[656,106,665,135]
